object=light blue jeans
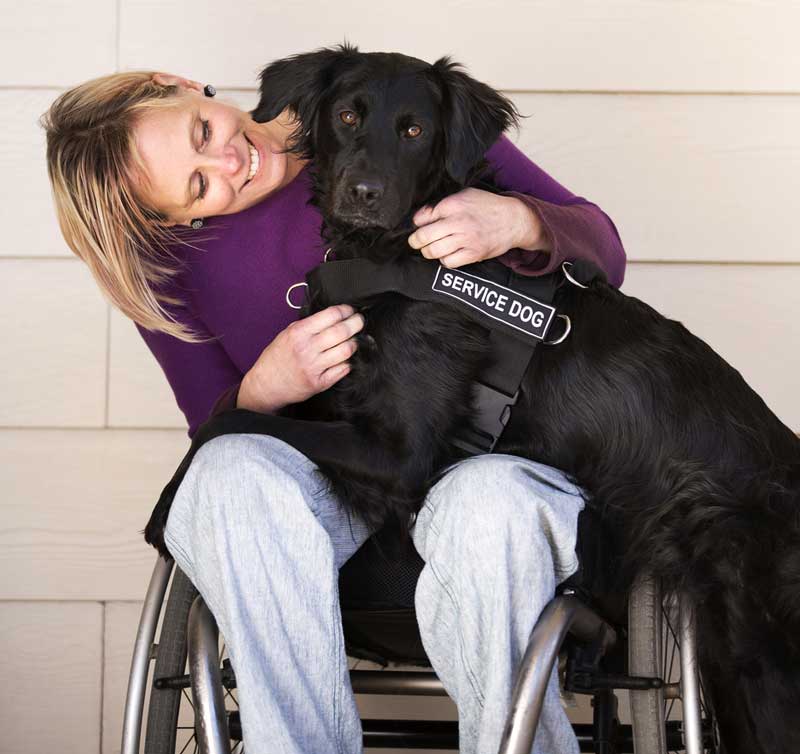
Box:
[164,433,585,754]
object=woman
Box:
[42,68,626,754]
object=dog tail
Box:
[767,463,800,633]
[615,461,800,754]
[692,511,800,754]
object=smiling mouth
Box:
[242,134,260,189]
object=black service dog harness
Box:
[145,255,603,558]
[299,255,601,455]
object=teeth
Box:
[246,141,259,183]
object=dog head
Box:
[251,42,520,231]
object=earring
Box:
[203,84,216,98]
[191,218,204,230]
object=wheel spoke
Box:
[224,686,240,709]
[177,732,196,754]
[661,592,686,728]
[665,641,677,707]
[631,579,720,753]
[663,599,679,647]
[698,674,710,716]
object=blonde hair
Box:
[40,70,212,343]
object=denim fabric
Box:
[164,433,585,754]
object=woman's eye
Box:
[405,124,422,138]
[195,119,211,201]
[339,110,358,126]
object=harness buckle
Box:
[451,382,520,456]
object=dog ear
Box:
[427,57,521,184]
[250,42,360,155]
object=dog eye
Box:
[404,124,422,138]
[339,110,358,126]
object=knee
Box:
[434,454,583,514]
[166,434,313,542]
[183,434,274,501]
[422,454,586,554]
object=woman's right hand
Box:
[237,304,365,414]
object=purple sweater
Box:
[137,135,627,438]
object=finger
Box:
[319,360,351,386]
[440,247,481,269]
[408,218,460,250]
[412,203,440,227]
[417,234,465,261]
[300,303,356,335]
[312,312,365,351]
[413,191,471,227]
[316,337,358,372]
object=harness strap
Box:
[303,256,598,455]
[307,256,567,339]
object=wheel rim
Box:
[629,576,720,754]
[171,636,243,754]
[659,593,719,754]
[144,565,243,754]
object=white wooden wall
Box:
[1,2,798,752]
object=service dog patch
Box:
[432,266,556,341]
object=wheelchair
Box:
[121,509,720,754]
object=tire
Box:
[628,574,719,754]
[144,566,243,753]
[145,566,714,753]
[628,575,668,754]
[144,565,198,754]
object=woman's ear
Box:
[151,72,204,94]
[427,58,521,185]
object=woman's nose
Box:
[201,142,244,177]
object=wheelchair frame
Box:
[121,555,707,754]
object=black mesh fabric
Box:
[338,526,429,665]
[339,526,424,611]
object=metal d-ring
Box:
[324,247,334,262]
[543,315,571,345]
[285,282,308,310]
[562,261,588,289]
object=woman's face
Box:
[132,77,306,226]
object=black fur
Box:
[145,44,800,752]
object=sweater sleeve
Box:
[483,134,627,288]
[135,292,244,439]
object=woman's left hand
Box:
[407,187,547,269]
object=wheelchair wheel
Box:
[144,565,243,753]
[628,575,720,754]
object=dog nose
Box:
[349,180,384,206]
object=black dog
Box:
[145,44,800,752]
